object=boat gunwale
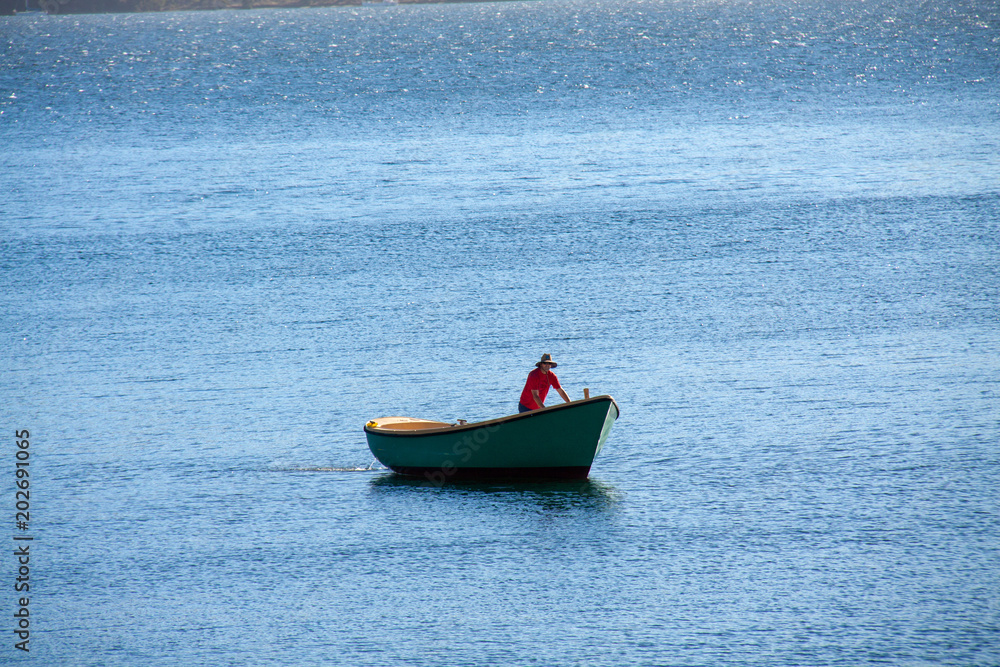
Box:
[364,395,619,438]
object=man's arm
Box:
[556,387,571,403]
[531,389,543,408]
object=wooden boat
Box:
[364,395,619,482]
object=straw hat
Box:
[535,353,558,368]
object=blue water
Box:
[2,0,999,664]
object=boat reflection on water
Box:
[368,474,621,512]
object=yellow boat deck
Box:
[366,416,453,432]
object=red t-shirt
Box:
[519,367,561,409]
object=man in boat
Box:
[518,354,572,413]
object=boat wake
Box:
[273,459,388,473]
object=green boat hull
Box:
[364,396,619,483]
